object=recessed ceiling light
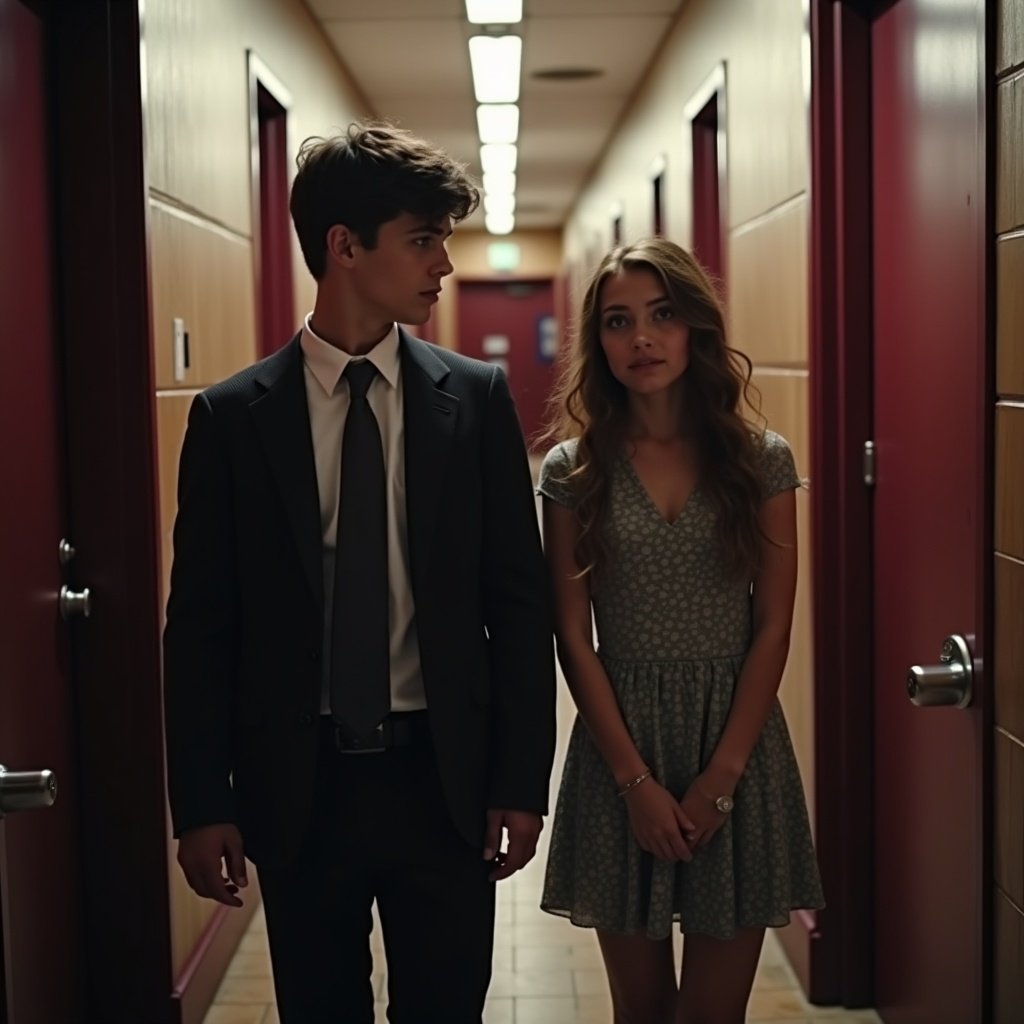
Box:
[480,143,517,175]
[476,104,520,145]
[484,193,516,216]
[466,0,522,25]
[485,211,515,235]
[468,36,522,103]
[483,171,517,195]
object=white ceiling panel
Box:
[524,16,671,91]
[323,21,471,97]
[309,0,464,19]
[529,0,682,13]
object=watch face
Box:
[715,795,734,814]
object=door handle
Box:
[59,585,91,620]
[0,764,58,817]
[906,634,973,709]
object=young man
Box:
[163,122,556,1023]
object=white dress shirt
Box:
[300,314,426,714]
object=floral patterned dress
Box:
[538,431,824,939]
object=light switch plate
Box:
[173,317,186,382]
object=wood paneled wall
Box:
[994,2,1024,1020]
[561,0,815,817]
[144,0,370,991]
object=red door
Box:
[871,2,986,1021]
[0,2,85,1020]
[459,279,557,449]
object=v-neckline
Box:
[620,450,698,527]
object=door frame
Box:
[804,0,993,1010]
[44,2,173,1020]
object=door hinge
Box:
[863,440,876,487]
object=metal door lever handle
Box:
[906,634,973,709]
[0,764,58,816]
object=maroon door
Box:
[871,2,987,1021]
[0,2,85,1020]
[459,279,556,449]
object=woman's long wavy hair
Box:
[543,238,765,582]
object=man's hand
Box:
[483,809,543,882]
[177,823,248,907]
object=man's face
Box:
[348,212,454,326]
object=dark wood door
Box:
[459,279,556,450]
[0,2,86,1020]
[871,1,987,1021]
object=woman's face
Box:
[597,266,690,396]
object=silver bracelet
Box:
[617,768,652,797]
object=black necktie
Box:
[330,360,391,734]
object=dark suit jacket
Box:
[163,330,556,867]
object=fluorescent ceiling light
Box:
[468,36,522,103]
[476,104,520,145]
[483,171,516,196]
[484,193,516,216]
[466,0,522,24]
[480,143,517,175]
[485,212,515,235]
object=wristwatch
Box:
[714,794,735,814]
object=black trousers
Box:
[258,720,496,1023]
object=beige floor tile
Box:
[811,1015,884,1024]
[482,998,515,1023]
[747,987,816,1019]
[573,969,609,997]
[202,1006,267,1024]
[237,932,271,954]
[493,945,514,970]
[754,961,799,991]
[212,975,277,1004]
[225,951,273,978]
[512,920,588,946]
[575,994,613,1023]
[810,1014,882,1023]
[514,996,587,1024]
[488,968,575,998]
[573,970,610,995]
[515,944,603,970]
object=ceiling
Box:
[303,0,688,231]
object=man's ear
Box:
[325,224,360,267]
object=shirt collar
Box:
[299,314,401,397]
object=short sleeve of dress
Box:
[758,430,801,499]
[537,440,579,508]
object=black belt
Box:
[321,711,429,754]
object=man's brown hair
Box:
[289,121,480,278]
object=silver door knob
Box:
[906,634,973,709]
[59,585,91,620]
[0,764,58,817]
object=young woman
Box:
[538,238,824,1024]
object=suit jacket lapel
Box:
[401,330,458,596]
[250,336,323,608]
